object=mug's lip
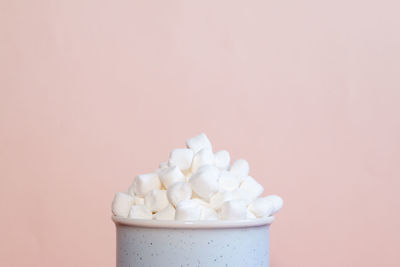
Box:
[112,215,274,229]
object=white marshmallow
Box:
[230,159,249,182]
[186,133,213,154]
[246,209,257,219]
[159,161,169,169]
[191,198,211,208]
[184,170,193,181]
[167,182,192,207]
[189,165,219,199]
[239,176,264,200]
[175,199,202,221]
[264,195,284,215]
[209,191,234,210]
[132,173,161,197]
[169,148,194,172]
[154,204,176,220]
[128,204,152,220]
[200,206,219,220]
[248,198,275,218]
[219,170,240,191]
[215,150,230,170]
[144,189,169,212]
[220,200,247,220]
[127,183,135,197]
[191,148,215,173]
[134,196,144,205]
[112,192,134,217]
[196,164,218,173]
[231,188,253,205]
[159,166,185,188]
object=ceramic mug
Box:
[113,216,274,267]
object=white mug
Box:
[113,216,274,267]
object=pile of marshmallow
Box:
[112,134,283,221]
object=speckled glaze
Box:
[113,216,273,267]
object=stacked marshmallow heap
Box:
[112,134,283,221]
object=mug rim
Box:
[112,216,274,229]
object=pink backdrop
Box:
[1,0,399,266]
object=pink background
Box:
[1,0,400,266]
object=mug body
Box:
[114,217,273,267]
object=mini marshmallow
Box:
[169,148,194,172]
[220,200,247,220]
[219,170,240,191]
[134,196,144,205]
[215,150,230,170]
[248,198,275,218]
[154,204,176,220]
[239,176,264,200]
[264,195,284,215]
[159,161,169,169]
[200,206,218,220]
[128,204,152,220]
[127,183,135,197]
[175,199,202,221]
[112,192,134,217]
[144,189,169,212]
[189,165,219,199]
[191,148,215,173]
[191,198,211,208]
[246,209,257,219]
[209,191,234,210]
[186,133,213,154]
[112,134,284,222]
[230,159,249,183]
[231,188,253,205]
[184,170,193,181]
[167,182,192,206]
[132,172,161,197]
[159,166,185,188]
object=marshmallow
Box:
[159,166,185,188]
[230,159,249,182]
[200,206,219,220]
[239,176,264,200]
[112,192,134,217]
[184,170,193,181]
[186,133,213,154]
[169,148,194,172]
[220,200,247,220]
[132,173,161,197]
[175,199,202,221]
[196,164,218,174]
[215,150,230,170]
[154,204,176,220]
[189,165,219,199]
[134,196,144,205]
[209,191,234,210]
[264,195,284,215]
[112,134,284,222]
[191,148,215,173]
[167,182,192,207]
[144,189,169,212]
[231,188,253,205]
[219,170,240,191]
[246,209,257,219]
[127,183,135,197]
[159,161,169,169]
[191,198,211,208]
[128,204,152,220]
[248,197,275,218]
